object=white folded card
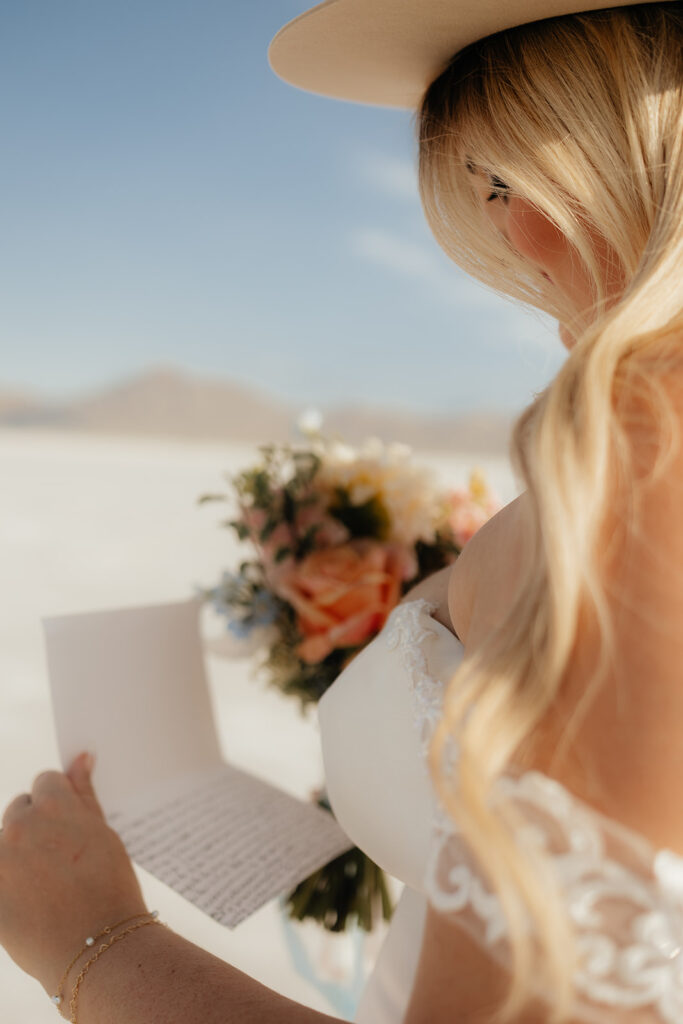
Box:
[42,595,353,929]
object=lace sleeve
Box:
[388,599,683,1024]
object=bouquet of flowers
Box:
[196,430,500,933]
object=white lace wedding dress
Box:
[317,599,683,1023]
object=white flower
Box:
[315,436,442,546]
[297,408,324,437]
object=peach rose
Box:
[274,538,416,664]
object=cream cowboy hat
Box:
[268,0,676,109]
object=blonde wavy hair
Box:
[415,3,683,1021]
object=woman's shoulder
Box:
[399,489,534,647]
[447,490,532,650]
[399,564,457,636]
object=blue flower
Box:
[227,618,255,638]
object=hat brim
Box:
[268,0,674,110]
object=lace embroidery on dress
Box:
[384,598,683,1023]
[385,598,446,763]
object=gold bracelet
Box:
[68,915,165,1024]
[51,910,159,1013]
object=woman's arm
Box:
[400,564,459,636]
[65,921,344,1024]
[0,759,346,1024]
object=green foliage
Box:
[412,531,460,584]
[329,488,390,540]
[196,492,227,505]
[284,794,395,932]
[263,640,362,712]
[231,520,250,541]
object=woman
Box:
[1,2,682,1022]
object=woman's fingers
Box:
[67,753,106,820]
[32,770,73,806]
[1,793,32,829]
[0,758,106,849]
[0,763,148,992]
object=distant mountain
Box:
[323,404,515,455]
[0,388,56,420]
[0,364,517,455]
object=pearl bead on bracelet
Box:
[51,910,160,1016]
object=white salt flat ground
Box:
[0,427,520,1022]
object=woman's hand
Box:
[0,753,149,1000]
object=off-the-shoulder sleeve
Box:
[390,599,683,1024]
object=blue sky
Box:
[0,1,566,415]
